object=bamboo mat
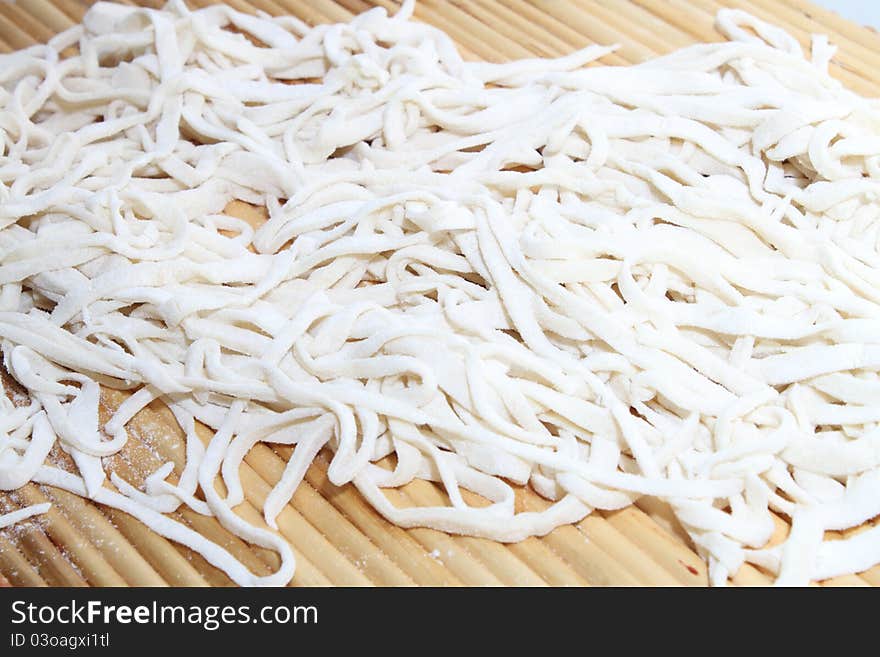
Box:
[1,0,879,588]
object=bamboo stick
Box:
[635,499,779,586]
[188,423,373,585]
[304,452,464,586]
[103,453,239,586]
[99,392,274,581]
[105,396,338,586]
[333,0,387,19]
[130,453,334,586]
[15,484,129,587]
[0,496,88,586]
[505,536,591,586]
[462,0,571,58]
[577,512,689,586]
[227,462,372,586]
[409,481,548,586]
[0,1,60,44]
[366,472,502,586]
[608,0,697,48]
[96,369,332,586]
[311,450,589,586]
[516,492,643,585]
[628,0,722,49]
[39,486,169,587]
[245,444,415,585]
[533,0,654,62]
[0,11,40,49]
[0,533,47,587]
[379,485,506,585]
[98,389,284,583]
[426,0,536,59]
[282,0,353,23]
[491,487,590,586]
[100,506,211,586]
[46,0,89,23]
[494,0,622,55]
[17,0,78,38]
[574,0,681,55]
[782,0,880,54]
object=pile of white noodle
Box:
[2,0,880,586]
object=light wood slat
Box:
[0,534,47,587]
[95,390,279,585]
[512,480,695,585]
[202,434,375,586]
[577,511,688,586]
[0,496,88,586]
[382,487,508,586]
[516,492,643,585]
[100,506,212,586]
[38,486,169,587]
[99,448,241,587]
[284,0,353,23]
[577,512,689,586]
[45,0,89,23]
[534,0,656,61]
[19,0,80,34]
[779,0,880,53]
[0,2,59,44]
[99,392,278,583]
[15,485,129,587]
[105,390,340,586]
[304,452,465,585]
[1,0,879,589]
[471,0,586,58]
[607,506,777,586]
[425,0,538,60]
[505,535,591,586]
[244,444,416,586]
[576,0,686,56]
[487,0,628,65]
[411,483,549,586]
[0,10,40,49]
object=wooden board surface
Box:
[1,0,879,588]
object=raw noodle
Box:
[0,502,50,530]
[1,0,880,586]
